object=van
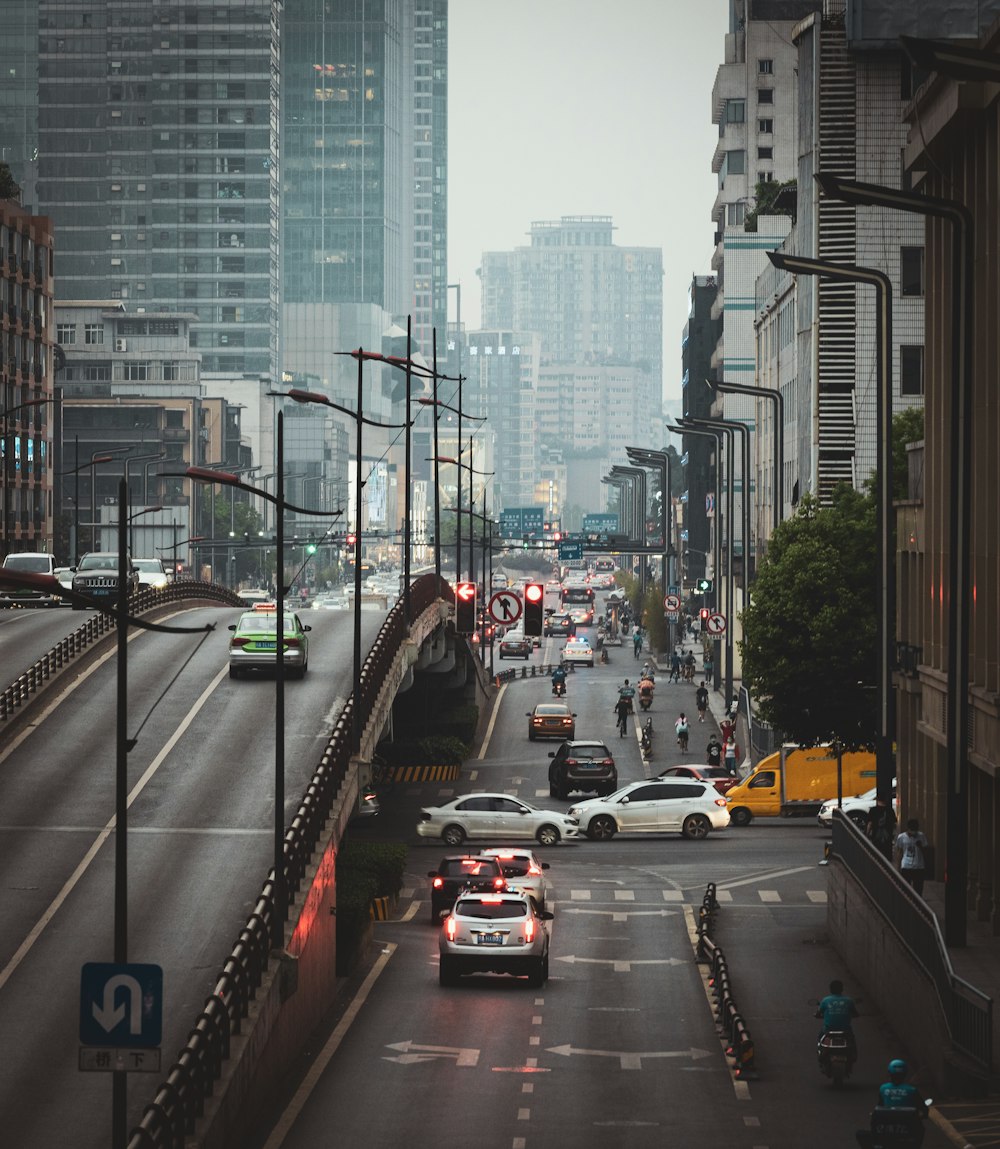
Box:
[0,552,59,606]
[725,744,877,826]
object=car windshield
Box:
[535,705,568,716]
[134,560,164,572]
[3,555,52,573]
[440,859,498,878]
[567,745,609,759]
[493,861,532,878]
[236,614,299,634]
[455,899,528,920]
[77,554,119,570]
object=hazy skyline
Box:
[448,1,730,402]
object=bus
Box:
[560,584,595,607]
[593,558,615,574]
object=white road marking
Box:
[807,889,828,902]
[570,889,592,900]
[546,1043,713,1069]
[614,889,635,901]
[758,890,781,902]
[662,889,685,901]
[478,681,506,758]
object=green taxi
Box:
[227,603,311,679]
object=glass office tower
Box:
[36,1,280,378]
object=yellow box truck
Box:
[726,745,877,826]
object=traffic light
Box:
[455,581,477,633]
[524,582,544,636]
[306,535,317,555]
[345,533,356,547]
[697,578,713,593]
[700,607,711,624]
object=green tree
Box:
[640,582,666,656]
[738,486,877,747]
[892,407,924,502]
[0,163,21,202]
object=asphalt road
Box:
[253,634,953,1149]
[0,603,390,1148]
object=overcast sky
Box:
[448,0,730,403]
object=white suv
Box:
[568,778,730,841]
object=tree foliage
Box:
[892,407,924,502]
[738,486,877,747]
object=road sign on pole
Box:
[663,593,681,612]
[705,613,727,636]
[488,590,523,625]
[80,962,163,1049]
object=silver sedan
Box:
[416,792,579,847]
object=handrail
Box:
[127,572,450,1147]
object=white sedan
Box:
[562,638,594,666]
[817,780,897,829]
[416,792,579,847]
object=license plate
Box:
[476,932,503,945]
[255,641,276,650]
[578,763,601,769]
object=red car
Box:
[657,764,738,796]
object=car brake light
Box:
[527,864,542,876]
[493,877,506,890]
[495,853,515,860]
[230,636,248,647]
[480,896,504,904]
[715,797,728,807]
[445,915,457,941]
[432,877,444,889]
[524,917,535,943]
[284,637,301,647]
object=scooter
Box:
[552,677,566,698]
[817,1030,855,1086]
[855,1103,932,1148]
[638,691,653,711]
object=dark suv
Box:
[544,612,577,637]
[427,855,507,923]
[71,551,140,609]
[548,740,618,800]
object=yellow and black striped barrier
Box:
[370,896,390,921]
[388,763,462,783]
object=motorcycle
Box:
[638,690,653,711]
[552,677,566,698]
[817,1029,855,1086]
[855,1102,932,1148]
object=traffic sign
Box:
[558,542,583,561]
[705,613,727,636]
[80,962,163,1049]
[663,593,681,612]
[488,590,522,625]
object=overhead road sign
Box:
[558,542,583,561]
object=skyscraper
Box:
[0,1,38,211]
[36,1,280,379]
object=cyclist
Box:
[669,650,682,683]
[674,712,690,752]
[614,693,632,738]
[683,651,696,681]
[695,681,709,722]
[633,629,643,659]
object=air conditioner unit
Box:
[115,338,127,352]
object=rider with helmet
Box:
[551,662,567,696]
[869,1059,930,1147]
[878,1060,928,1113]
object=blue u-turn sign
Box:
[80,962,163,1048]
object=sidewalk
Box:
[651,637,1000,1145]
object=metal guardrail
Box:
[0,580,243,724]
[126,572,449,1148]
[695,882,756,1078]
[832,812,993,1070]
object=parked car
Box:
[439,891,553,988]
[658,763,739,796]
[562,638,594,667]
[0,552,60,606]
[568,779,731,841]
[417,793,580,847]
[548,740,617,799]
[527,702,576,741]
[426,854,507,922]
[71,551,140,609]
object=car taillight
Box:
[524,917,535,943]
[715,797,728,807]
[527,864,542,876]
[230,636,248,647]
[445,915,457,941]
[565,758,578,767]
[493,877,506,891]
[602,759,613,766]
[284,637,301,647]
[433,877,444,889]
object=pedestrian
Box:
[723,736,737,777]
[719,717,735,746]
[894,818,929,895]
[706,735,723,767]
[695,681,709,722]
[865,797,898,862]
[703,650,714,681]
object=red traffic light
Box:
[345,533,356,546]
[456,581,477,602]
[524,583,544,603]
[700,607,710,621]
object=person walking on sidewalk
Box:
[895,818,929,895]
[706,735,723,767]
[695,681,709,722]
[723,736,738,777]
[865,797,898,862]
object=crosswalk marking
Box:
[807,890,828,903]
[758,890,780,902]
[614,890,635,901]
[715,889,733,903]
[662,890,685,902]
[570,889,592,900]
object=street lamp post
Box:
[610,464,647,594]
[713,380,785,536]
[59,447,115,564]
[683,415,751,590]
[811,166,973,947]
[627,446,674,645]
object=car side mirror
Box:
[541,862,551,870]
[620,797,630,805]
[303,624,312,632]
[539,910,555,921]
[572,713,577,717]
[427,871,439,879]
[547,751,556,758]
[527,713,532,718]
[228,624,237,631]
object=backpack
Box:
[676,720,689,736]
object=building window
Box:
[758,147,773,160]
[56,323,76,344]
[726,202,747,226]
[726,99,745,123]
[901,246,924,297]
[124,361,150,381]
[84,323,104,345]
[725,150,746,176]
[758,118,773,133]
[759,59,773,74]
[900,345,924,395]
[163,361,179,380]
[758,88,774,104]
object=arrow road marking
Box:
[561,908,678,923]
[93,974,143,1035]
[384,1040,479,1067]
[547,1044,713,1070]
[555,954,686,972]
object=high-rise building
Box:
[0,1,39,211]
[36,1,280,381]
[479,215,663,515]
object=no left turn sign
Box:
[705,613,727,636]
[489,591,523,625]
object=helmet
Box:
[888,1059,907,1079]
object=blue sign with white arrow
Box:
[80,962,163,1048]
